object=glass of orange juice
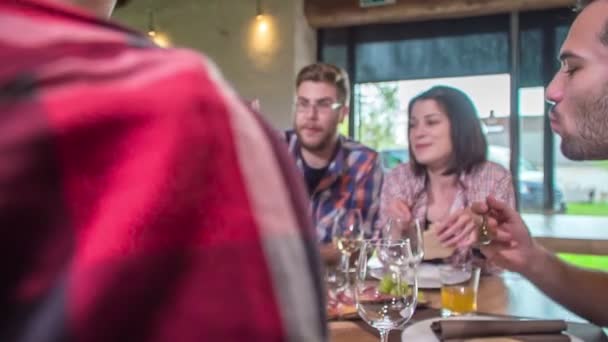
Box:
[439,257,480,317]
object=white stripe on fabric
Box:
[200,57,324,342]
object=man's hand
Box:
[435,207,483,248]
[471,196,542,275]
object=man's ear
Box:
[338,105,349,124]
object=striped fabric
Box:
[285,130,384,243]
[0,1,324,341]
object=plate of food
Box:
[369,262,443,289]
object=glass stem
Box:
[379,329,389,342]
[340,253,350,273]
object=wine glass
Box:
[355,239,418,342]
[383,218,424,266]
[325,263,348,315]
[332,208,364,273]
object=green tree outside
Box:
[353,82,401,150]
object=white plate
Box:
[412,264,442,289]
[370,263,443,289]
[401,315,583,342]
[368,255,382,269]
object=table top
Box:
[329,272,608,342]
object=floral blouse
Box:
[379,161,515,273]
[379,161,516,230]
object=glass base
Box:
[441,308,476,318]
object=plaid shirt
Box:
[0,1,324,341]
[285,131,383,243]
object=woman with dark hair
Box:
[379,86,515,250]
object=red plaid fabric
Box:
[0,1,325,341]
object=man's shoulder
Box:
[340,135,379,158]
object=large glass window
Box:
[320,8,608,216]
[355,75,518,208]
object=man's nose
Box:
[545,72,565,106]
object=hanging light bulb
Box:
[257,19,268,33]
[255,0,269,33]
[248,0,277,64]
[147,9,157,37]
[256,0,263,20]
[147,8,171,47]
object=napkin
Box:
[430,319,569,342]
[423,225,455,260]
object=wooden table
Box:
[524,214,608,255]
[330,272,608,342]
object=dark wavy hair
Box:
[407,86,487,177]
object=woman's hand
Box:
[434,206,484,248]
[387,199,412,223]
[320,243,341,267]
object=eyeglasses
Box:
[294,99,343,114]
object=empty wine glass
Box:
[383,218,424,266]
[355,239,418,342]
[332,208,363,273]
[325,263,348,316]
[326,264,347,293]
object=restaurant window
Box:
[320,8,608,216]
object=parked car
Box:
[379,145,567,213]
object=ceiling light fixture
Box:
[147,8,157,37]
[256,0,263,20]
[146,8,171,48]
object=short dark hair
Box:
[296,63,350,104]
[407,86,487,177]
[575,0,594,11]
[574,0,608,45]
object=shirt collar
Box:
[415,169,470,198]
[292,133,346,191]
[325,136,346,176]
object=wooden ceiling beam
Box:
[305,0,574,28]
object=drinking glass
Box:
[355,239,418,342]
[332,208,363,273]
[325,263,348,315]
[383,218,424,266]
[439,251,480,317]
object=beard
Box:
[560,82,608,160]
[295,126,338,152]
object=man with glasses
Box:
[472,0,608,326]
[286,63,383,259]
